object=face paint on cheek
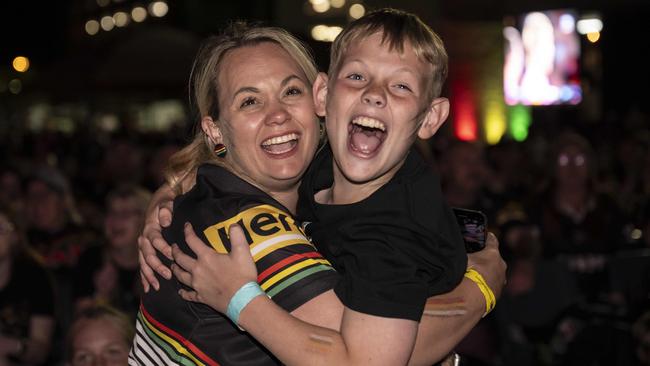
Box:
[422,297,467,317]
[304,333,334,355]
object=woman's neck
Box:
[269,186,300,214]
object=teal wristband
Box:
[226,281,265,325]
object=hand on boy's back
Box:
[467,233,507,299]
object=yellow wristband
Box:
[464,268,496,317]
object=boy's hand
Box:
[173,223,258,313]
[139,184,176,292]
[467,232,507,300]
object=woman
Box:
[134,22,505,366]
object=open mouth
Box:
[261,133,299,155]
[348,116,387,155]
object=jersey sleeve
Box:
[200,204,339,312]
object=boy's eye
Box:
[395,84,413,92]
[346,73,364,81]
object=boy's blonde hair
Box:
[329,8,448,104]
[166,22,319,192]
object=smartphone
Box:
[452,207,488,253]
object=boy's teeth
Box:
[262,133,298,146]
[352,116,386,131]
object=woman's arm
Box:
[174,223,418,366]
[174,224,505,365]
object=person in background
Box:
[65,304,134,366]
[73,185,151,319]
[0,208,56,366]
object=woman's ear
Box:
[313,72,329,118]
[417,97,450,140]
[201,116,223,144]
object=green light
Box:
[509,105,531,141]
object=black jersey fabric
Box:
[297,144,467,321]
[131,163,339,366]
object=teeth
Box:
[262,133,298,146]
[352,116,386,131]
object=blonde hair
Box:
[166,22,319,193]
[66,304,135,362]
[329,8,448,103]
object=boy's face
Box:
[315,32,448,187]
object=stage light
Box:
[85,19,100,35]
[12,56,30,73]
[149,1,168,17]
[114,12,129,27]
[100,15,115,31]
[131,7,147,22]
[349,4,365,19]
[8,79,22,94]
[576,17,603,35]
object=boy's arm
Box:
[174,224,418,366]
[409,233,506,365]
[138,183,176,291]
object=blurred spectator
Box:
[528,132,627,301]
[439,141,496,216]
[633,311,650,366]
[97,137,146,192]
[65,305,134,366]
[23,165,97,269]
[0,208,56,365]
[144,142,181,192]
[0,166,24,222]
[73,185,150,319]
[22,165,99,364]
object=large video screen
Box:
[503,9,581,106]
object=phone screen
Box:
[452,207,488,253]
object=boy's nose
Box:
[362,86,386,107]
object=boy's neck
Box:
[316,161,400,205]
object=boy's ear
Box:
[201,116,223,144]
[417,97,450,140]
[313,72,329,117]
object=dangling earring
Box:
[214,143,227,158]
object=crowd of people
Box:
[1,9,649,366]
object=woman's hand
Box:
[138,184,176,292]
[172,223,258,313]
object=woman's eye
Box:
[240,97,257,108]
[285,87,302,96]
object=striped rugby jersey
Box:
[130,164,339,366]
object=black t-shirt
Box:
[73,245,140,318]
[0,252,55,338]
[298,145,467,321]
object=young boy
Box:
[171,8,492,365]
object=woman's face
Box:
[216,42,319,194]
